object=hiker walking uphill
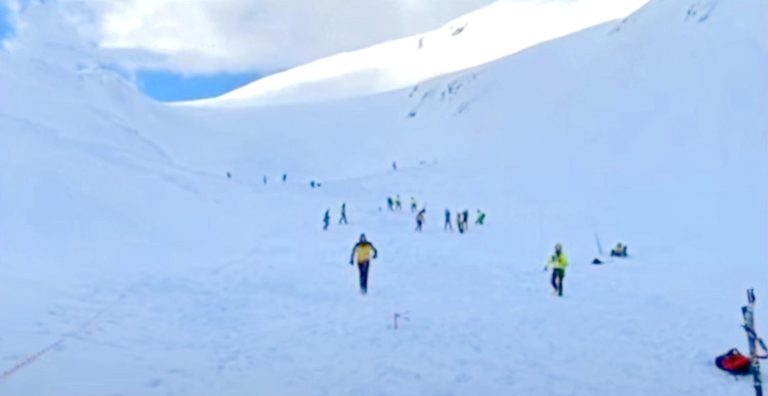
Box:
[444,209,453,231]
[475,210,486,225]
[349,234,378,294]
[323,209,331,231]
[338,203,348,225]
[457,211,465,233]
[545,243,569,297]
[415,208,426,232]
[410,197,418,213]
[387,197,394,211]
[395,195,402,211]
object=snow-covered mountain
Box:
[0,0,766,395]
[186,0,650,107]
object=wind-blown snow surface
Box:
[1,0,766,395]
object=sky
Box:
[66,0,497,74]
[135,70,262,102]
[0,1,13,45]
[2,0,649,101]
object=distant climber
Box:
[349,234,378,294]
[444,209,453,231]
[226,172,232,179]
[611,243,628,257]
[392,162,398,171]
[339,203,348,225]
[282,173,287,183]
[410,197,418,213]
[323,209,330,231]
[263,176,268,185]
[395,195,402,211]
[462,210,470,231]
[475,210,486,225]
[416,208,426,232]
[387,197,394,211]
[310,181,316,189]
[545,243,569,297]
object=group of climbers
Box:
[224,172,289,184]
[386,194,403,211]
[321,184,624,298]
[323,203,349,231]
[445,209,485,234]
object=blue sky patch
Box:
[0,2,14,44]
[135,70,262,102]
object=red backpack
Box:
[715,349,752,375]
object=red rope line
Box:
[0,339,64,382]
[0,292,127,383]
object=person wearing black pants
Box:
[444,209,453,231]
[339,203,348,225]
[415,209,426,232]
[545,243,569,297]
[350,234,378,294]
[358,261,370,293]
[551,268,565,296]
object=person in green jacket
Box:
[545,243,568,297]
[475,210,486,225]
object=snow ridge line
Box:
[0,292,128,383]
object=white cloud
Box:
[59,0,497,74]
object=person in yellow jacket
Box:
[349,234,378,294]
[545,243,568,297]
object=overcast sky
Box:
[51,0,498,74]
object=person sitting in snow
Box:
[611,243,628,257]
[349,234,378,295]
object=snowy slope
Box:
[1,0,767,395]
[186,0,650,107]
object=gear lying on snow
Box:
[715,349,752,375]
